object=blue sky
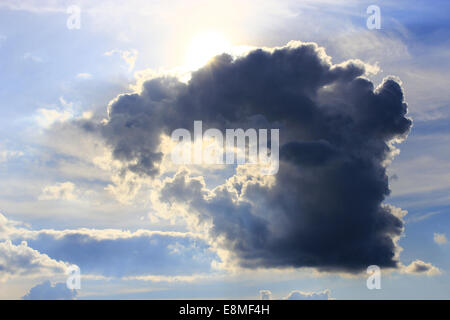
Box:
[0,0,449,299]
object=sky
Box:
[0,0,449,299]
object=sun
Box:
[185,31,231,70]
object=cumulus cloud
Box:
[76,41,412,273]
[0,240,68,281]
[401,260,441,276]
[433,233,447,245]
[35,97,79,128]
[284,289,331,300]
[0,213,21,239]
[23,280,77,300]
[36,108,74,127]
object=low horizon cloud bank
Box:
[0,213,217,280]
[22,280,77,300]
[259,288,332,300]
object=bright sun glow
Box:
[185,31,231,70]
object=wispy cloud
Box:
[23,281,77,300]
[23,52,43,63]
[104,49,138,71]
[38,182,78,201]
[434,233,448,245]
[76,72,92,79]
[406,211,443,223]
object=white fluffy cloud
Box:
[401,260,441,276]
[0,213,23,239]
[0,240,68,282]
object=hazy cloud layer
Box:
[81,41,412,273]
[23,281,77,300]
[1,212,215,278]
[1,213,216,278]
[23,230,216,277]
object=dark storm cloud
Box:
[88,41,412,273]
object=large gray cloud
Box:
[82,41,412,273]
